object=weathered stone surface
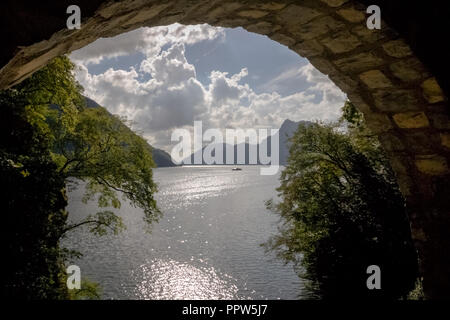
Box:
[441,133,450,149]
[393,112,430,128]
[320,0,349,7]
[321,30,361,54]
[245,22,280,35]
[237,10,269,19]
[390,58,428,83]
[288,15,344,41]
[97,1,128,19]
[216,18,249,28]
[294,40,324,57]
[378,132,406,152]
[269,32,296,47]
[351,25,385,43]
[382,40,413,58]
[334,52,384,73]
[122,4,171,27]
[308,57,337,76]
[422,78,445,104]
[277,5,322,26]
[363,113,393,133]
[359,70,392,88]
[428,112,450,130]
[337,6,365,23]
[373,89,421,112]
[257,2,286,10]
[403,131,441,153]
[328,72,358,93]
[207,3,244,20]
[345,92,373,113]
[415,155,449,175]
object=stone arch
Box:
[1,0,449,299]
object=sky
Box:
[70,24,346,151]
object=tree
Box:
[25,56,160,233]
[265,101,418,299]
[49,106,160,234]
[1,56,159,298]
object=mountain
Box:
[83,96,176,167]
[184,119,310,165]
[279,119,311,165]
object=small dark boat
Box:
[231,167,242,171]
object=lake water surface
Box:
[62,166,305,299]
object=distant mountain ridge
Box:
[184,119,310,165]
[84,96,176,167]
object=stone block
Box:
[270,33,296,47]
[415,155,449,175]
[364,113,393,133]
[378,132,406,152]
[403,131,441,154]
[308,57,338,76]
[421,78,445,104]
[359,70,392,88]
[287,15,344,41]
[321,30,362,54]
[351,25,385,43]
[294,40,324,57]
[245,22,280,35]
[328,73,358,93]
[337,7,365,23]
[277,5,322,26]
[207,3,244,20]
[258,2,287,10]
[320,0,349,7]
[390,58,427,83]
[393,112,430,128]
[440,133,450,149]
[373,89,421,112]
[382,40,413,58]
[238,10,269,19]
[334,52,384,73]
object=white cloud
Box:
[70,24,225,66]
[72,24,346,151]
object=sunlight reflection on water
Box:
[130,258,248,300]
[63,166,304,299]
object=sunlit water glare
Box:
[62,166,305,299]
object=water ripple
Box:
[129,258,248,300]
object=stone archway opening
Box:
[1,0,449,299]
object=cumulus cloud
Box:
[70,24,225,65]
[72,24,346,151]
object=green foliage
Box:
[341,100,364,129]
[266,101,418,299]
[1,55,159,298]
[49,105,160,227]
[407,279,425,300]
[64,210,126,237]
[0,90,69,299]
[68,278,102,300]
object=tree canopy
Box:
[1,55,160,299]
[266,101,418,299]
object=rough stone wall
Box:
[0,0,449,299]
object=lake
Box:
[62,165,305,299]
